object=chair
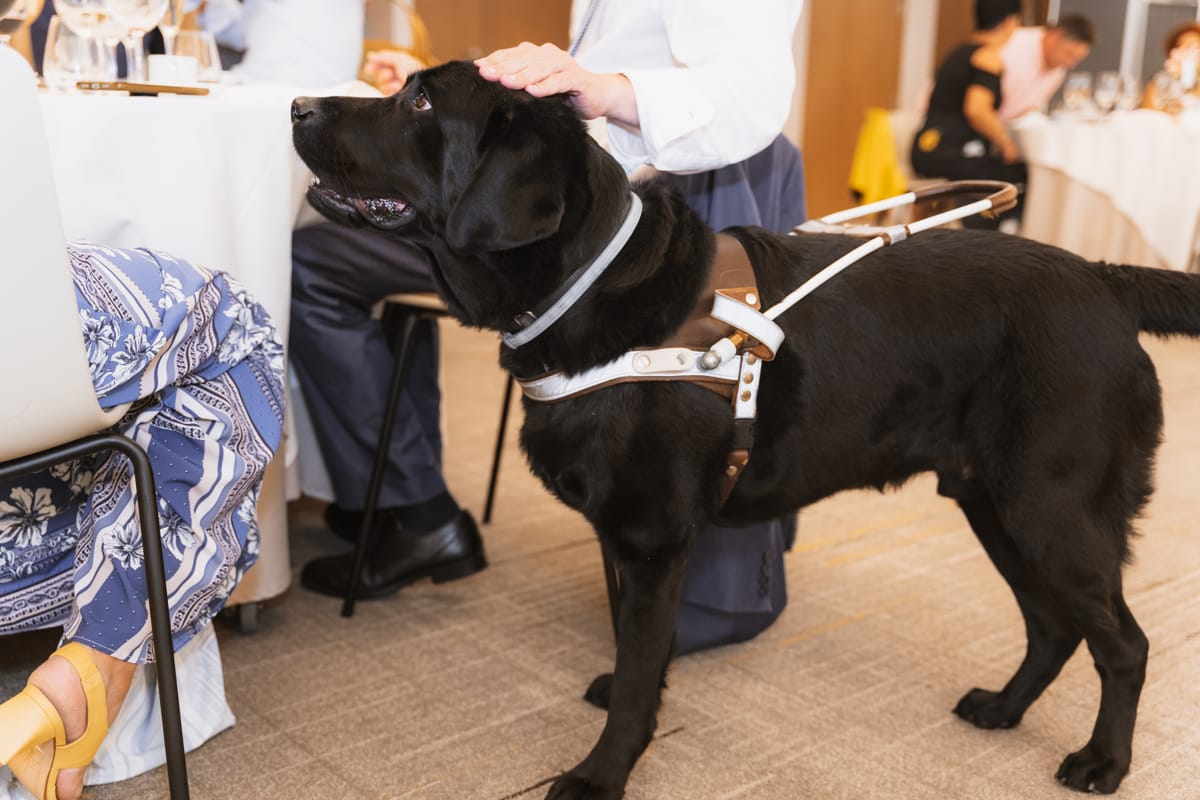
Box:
[0,47,190,799]
[340,293,624,635]
[340,292,514,617]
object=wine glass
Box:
[1093,71,1120,116]
[172,28,220,82]
[42,13,112,90]
[158,0,183,54]
[104,0,167,80]
[0,0,31,47]
[1062,71,1092,115]
[1115,75,1141,112]
[54,0,108,37]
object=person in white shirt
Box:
[474,0,807,654]
[196,0,363,87]
[998,15,1094,121]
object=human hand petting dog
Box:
[475,42,639,128]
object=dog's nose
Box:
[291,97,317,124]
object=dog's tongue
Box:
[352,196,409,229]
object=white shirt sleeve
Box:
[604,0,803,174]
[225,0,364,88]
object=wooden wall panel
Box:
[802,0,904,218]
[416,0,571,62]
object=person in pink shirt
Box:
[999,15,1095,121]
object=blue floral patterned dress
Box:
[0,243,285,663]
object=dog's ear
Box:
[445,110,566,254]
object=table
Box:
[38,79,374,605]
[1015,110,1200,272]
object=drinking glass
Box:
[54,0,109,38]
[172,28,220,82]
[43,14,112,90]
[158,0,183,54]
[1093,71,1120,115]
[0,0,30,47]
[1115,75,1141,112]
[104,0,167,80]
[1062,71,1092,114]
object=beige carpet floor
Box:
[3,322,1199,800]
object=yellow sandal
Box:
[0,642,109,800]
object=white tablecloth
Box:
[37,78,374,604]
[1015,110,1200,272]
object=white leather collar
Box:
[502,193,643,350]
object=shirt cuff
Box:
[614,67,717,172]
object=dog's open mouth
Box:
[308,179,413,230]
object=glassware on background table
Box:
[0,0,31,46]
[104,0,167,80]
[1063,71,1093,115]
[43,13,113,90]
[172,28,220,82]
[1093,71,1120,115]
[159,0,183,54]
[55,0,109,38]
[1116,74,1141,111]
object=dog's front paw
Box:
[584,673,613,710]
[1055,743,1129,794]
[545,771,622,800]
[953,687,1021,729]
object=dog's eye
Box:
[412,90,432,111]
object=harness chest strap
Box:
[517,233,768,502]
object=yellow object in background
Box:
[848,107,908,205]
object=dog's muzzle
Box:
[308,179,412,230]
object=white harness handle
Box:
[700,180,1019,369]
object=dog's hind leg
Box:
[546,550,688,800]
[1049,572,1147,794]
[953,490,1083,730]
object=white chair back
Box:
[0,47,127,461]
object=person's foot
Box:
[301,510,487,599]
[322,502,393,544]
[25,656,89,800]
[20,648,129,800]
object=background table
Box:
[1016,110,1200,272]
[38,79,373,606]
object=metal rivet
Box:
[745,293,757,305]
[676,353,687,365]
[635,354,651,369]
[746,354,757,365]
[726,465,739,476]
[740,390,751,401]
[743,374,754,383]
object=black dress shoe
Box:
[301,511,487,599]
[323,502,394,543]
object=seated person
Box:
[1142,21,1200,113]
[999,14,1095,121]
[912,0,1025,231]
[1,243,285,800]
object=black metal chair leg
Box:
[342,310,422,617]
[482,375,514,524]
[0,433,189,799]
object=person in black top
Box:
[912,0,1024,230]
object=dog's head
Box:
[292,61,595,256]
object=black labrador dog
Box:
[291,61,1200,798]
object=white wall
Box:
[898,0,940,112]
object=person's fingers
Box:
[523,71,575,97]
[476,42,538,80]
[478,43,571,87]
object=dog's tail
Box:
[1100,264,1200,337]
